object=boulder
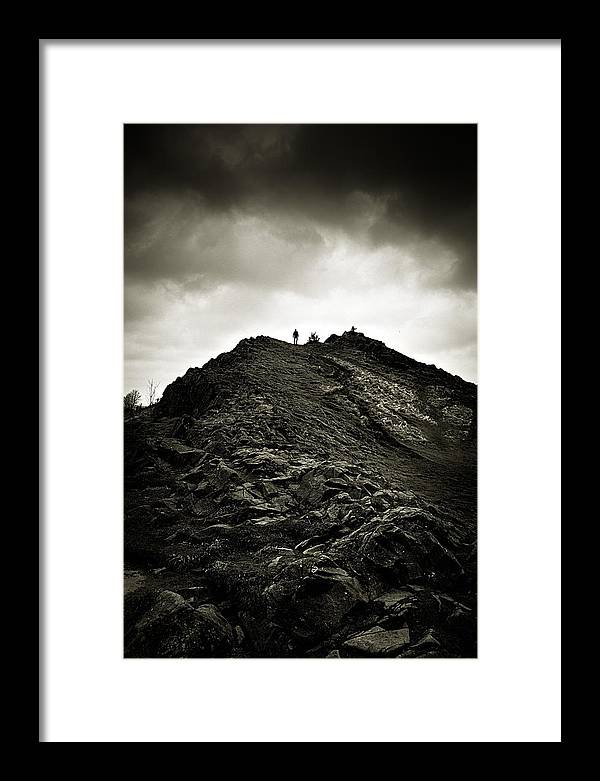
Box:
[181,464,208,483]
[235,448,290,475]
[151,438,204,466]
[343,625,411,656]
[296,471,327,507]
[215,461,243,488]
[374,589,414,610]
[228,484,262,503]
[371,490,395,512]
[446,605,473,630]
[332,508,463,582]
[125,590,234,657]
[266,557,368,644]
[388,590,443,634]
[321,465,349,480]
[410,629,441,651]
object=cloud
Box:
[124,124,477,399]
[125,124,477,285]
[126,196,327,294]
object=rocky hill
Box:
[124,331,477,658]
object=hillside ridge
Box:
[125,331,477,658]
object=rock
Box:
[446,605,473,630]
[239,613,290,657]
[228,484,261,503]
[388,590,443,634]
[191,604,235,651]
[124,570,148,595]
[125,591,234,657]
[175,585,212,601]
[133,589,187,632]
[296,471,327,507]
[326,649,341,658]
[321,465,348,480]
[410,629,441,651]
[374,589,414,610]
[234,625,246,646]
[171,415,195,438]
[371,490,395,511]
[332,508,463,582]
[325,477,351,491]
[215,462,243,488]
[294,535,327,552]
[257,481,280,499]
[236,448,290,475]
[343,625,411,656]
[268,558,368,644]
[151,438,203,466]
[181,464,206,483]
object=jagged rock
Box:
[446,605,473,630]
[331,508,463,583]
[238,612,290,656]
[235,448,290,475]
[125,591,234,657]
[191,480,211,495]
[410,629,441,651]
[215,462,243,488]
[374,589,414,610]
[343,625,411,656]
[150,438,204,466]
[234,625,246,646]
[256,480,280,499]
[387,590,444,635]
[371,490,397,511]
[260,555,368,644]
[181,464,207,483]
[296,471,327,507]
[228,484,262,503]
[171,415,195,438]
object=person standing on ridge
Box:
[293,328,299,345]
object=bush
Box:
[307,332,320,344]
[124,389,142,415]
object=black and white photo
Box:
[124,124,478,658]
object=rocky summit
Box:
[124,331,477,658]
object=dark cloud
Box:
[125,124,477,289]
[124,125,477,397]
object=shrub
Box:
[124,389,142,415]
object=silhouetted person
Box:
[293,329,299,345]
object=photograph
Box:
[123,123,478,659]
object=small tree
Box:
[307,332,320,344]
[124,389,141,415]
[147,378,160,406]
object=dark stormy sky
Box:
[125,124,477,400]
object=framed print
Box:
[41,39,561,743]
